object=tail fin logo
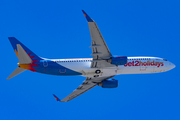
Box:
[8,37,42,72]
[15,49,19,57]
[18,49,40,72]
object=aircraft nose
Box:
[169,62,176,69]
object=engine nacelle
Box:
[98,79,118,88]
[108,56,127,65]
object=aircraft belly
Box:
[101,68,117,76]
[121,65,154,74]
[83,67,117,78]
[153,66,165,73]
[35,61,83,76]
[57,62,91,73]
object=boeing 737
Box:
[7,10,175,102]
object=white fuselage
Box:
[51,57,175,78]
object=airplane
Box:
[7,10,175,102]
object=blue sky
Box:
[1,0,180,120]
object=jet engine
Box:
[98,79,118,88]
[108,56,127,65]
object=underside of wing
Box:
[58,76,114,102]
[82,10,115,68]
[60,77,96,102]
[82,10,112,60]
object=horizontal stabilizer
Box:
[17,44,32,64]
[7,67,26,80]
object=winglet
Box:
[82,10,93,22]
[53,94,61,102]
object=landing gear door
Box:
[101,68,117,76]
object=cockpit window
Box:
[163,59,167,61]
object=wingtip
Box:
[53,94,61,102]
[82,10,93,22]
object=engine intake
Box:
[108,56,127,65]
[98,79,118,88]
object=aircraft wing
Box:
[55,76,113,102]
[82,10,115,68]
[82,10,112,60]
